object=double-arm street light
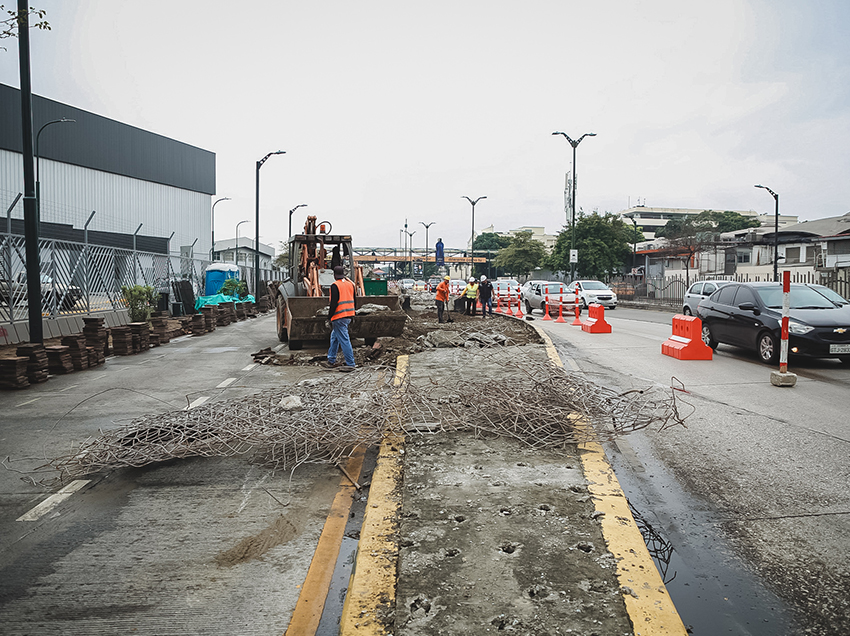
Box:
[755,184,780,282]
[419,221,435,275]
[288,203,308,240]
[211,197,230,260]
[552,131,596,280]
[36,117,75,221]
[405,230,416,277]
[462,196,486,277]
[255,150,285,297]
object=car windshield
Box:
[756,286,837,309]
[494,281,517,290]
[811,286,849,305]
[581,281,608,290]
[544,283,569,294]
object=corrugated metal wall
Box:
[1,149,210,255]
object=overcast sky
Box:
[2,0,849,252]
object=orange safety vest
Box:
[331,278,356,320]
[436,280,449,302]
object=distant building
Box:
[213,237,276,271]
[477,224,557,252]
[1,83,215,257]
[619,205,770,239]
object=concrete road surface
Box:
[535,306,850,635]
[0,313,352,636]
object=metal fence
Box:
[1,233,272,323]
[609,271,850,308]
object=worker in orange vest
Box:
[323,265,356,372]
[435,275,453,324]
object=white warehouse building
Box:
[1,83,215,257]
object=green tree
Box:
[473,232,511,276]
[493,231,546,278]
[548,212,642,279]
[1,5,49,50]
[697,210,760,234]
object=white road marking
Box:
[16,398,40,407]
[58,384,79,392]
[216,377,236,388]
[242,363,257,371]
[273,344,284,352]
[185,396,210,410]
[17,480,91,522]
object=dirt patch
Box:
[214,515,299,567]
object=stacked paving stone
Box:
[61,334,90,371]
[257,296,269,312]
[190,313,206,335]
[235,302,247,321]
[45,346,74,375]
[83,317,109,357]
[111,325,134,355]
[128,323,150,352]
[150,315,171,345]
[16,343,49,384]
[246,301,258,318]
[216,302,233,326]
[0,357,30,389]
[87,346,104,367]
[201,305,217,331]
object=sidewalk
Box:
[342,336,687,635]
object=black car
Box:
[698,282,850,365]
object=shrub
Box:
[121,284,157,322]
[220,277,248,299]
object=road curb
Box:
[531,322,688,635]
[338,356,407,635]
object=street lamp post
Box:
[462,196,486,278]
[755,184,780,282]
[288,204,308,240]
[255,150,285,297]
[631,217,638,272]
[552,131,596,280]
[36,117,75,223]
[235,220,249,272]
[405,230,416,278]
[419,221,435,276]
[210,197,230,261]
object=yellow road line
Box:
[338,356,407,636]
[284,447,366,636]
[533,325,687,635]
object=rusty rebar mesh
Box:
[30,343,691,487]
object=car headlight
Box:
[788,320,814,335]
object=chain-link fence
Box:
[1,234,273,323]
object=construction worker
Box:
[477,274,494,317]
[462,277,479,315]
[323,265,356,372]
[435,275,451,323]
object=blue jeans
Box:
[480,297,493,316]
[328,318,355,367]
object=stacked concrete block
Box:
[61,334,90,370]
[111,326,133,356]
[45,346,74,375]
[201,305,217,332]
[128,323,150,352]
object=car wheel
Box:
[276,296,288,342]
[701,323,718,350]
[60,296,77,311]
[757,332,779,365]
[580,298,588,310]
[289,340,303,351]
[682,306,692,316]
[525,300,533,315]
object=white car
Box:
[683,279,730,316]
[574,280,617,309]
[399,278,416,291]
[521,281,577,316]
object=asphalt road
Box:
[0,313,348,636]
[536,306,850,635]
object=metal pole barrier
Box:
[770,270,797,387]
[84,210,95,314]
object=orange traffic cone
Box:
[542,293,552,321]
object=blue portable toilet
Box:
[205,263,239,295]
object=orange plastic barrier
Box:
[580,303,612,333]
[661,314,713,360]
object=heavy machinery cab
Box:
[284,217,364,296]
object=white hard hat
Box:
[468,277,475,283]
[480,275,487,281]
